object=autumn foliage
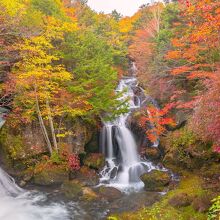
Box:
[1,0,220,162]
[0,0,128,159]
[128,0,220,151]
[68,154,80,171]
[166,0,220,148]
[166,0,220,80]
[140,104,176,143]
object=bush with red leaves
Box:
[68,154,80,171]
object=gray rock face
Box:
[57,118,94,154]
[0,121,48,160]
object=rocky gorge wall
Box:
[0,117,99,173]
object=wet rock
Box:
[168,193,192,208]
[140,170,171,191]
[127,110,148,149]
[61,180,83,199]
[19,180,27,187]
[23,172,33,182]
[145,147,161,160]
[74,166,99,186]
[97,186,122,201]
[83,153,105,170]
[82,187,99,201]
[110,167,118,179]
[192,194,213,213]
[34,166,69,186]
[19,171,34,187]
[85,132,99,153]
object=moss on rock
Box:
[140,170,171,191]
[161,127,216,171]
[112,174,210,220]
[61,180,83,199]
[168,193,192,208]
[34,165,69,186]
[82,187,99,201]
[73,166,99,186]
[0,123,47,169]
[83,153,105,170]
[192,194,213,213]
[97,186,122,201]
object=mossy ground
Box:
[109,174,211,220]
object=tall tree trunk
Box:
[46,99,58,153]
[57,114,65,144]
[34,86,53,155]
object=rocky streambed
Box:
[19,155,174,219]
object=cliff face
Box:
[0,117,96,169]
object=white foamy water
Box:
[0,167,70,220]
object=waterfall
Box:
[0,168,23,196]
[0,167,70,220]
[99,63,164,193]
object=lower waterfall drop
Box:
[99,74,165,193]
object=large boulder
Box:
[168,193,192,208]
[140,170,171,191]
[72,166,99,187]
[62,181,99,201]
[34,166,69,186]
[61,180,83,199]
[192,194,213,213]
[83,153,105,170]
[82,187,99,201]
[97,186,122,201]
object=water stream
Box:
[0,167,71,220]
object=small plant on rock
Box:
[208,196,220,220]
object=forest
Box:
[0,0,219,219]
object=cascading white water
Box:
[0,167,70,220]
[0,168,23,196]
[99,64,165,193]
